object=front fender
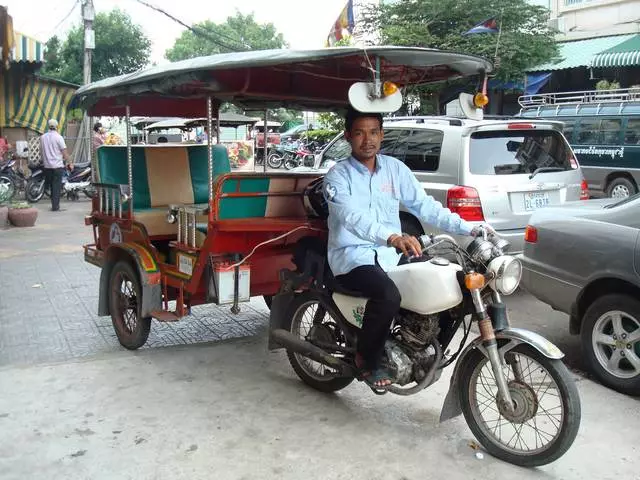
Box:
[439,327,564,423]
[98,243,162,318]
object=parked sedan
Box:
[521,194,640,395]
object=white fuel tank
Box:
[387,259,463,315]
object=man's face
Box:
[345,116,383,162]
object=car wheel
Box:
[606,177,636,199]
[581,294,640,395]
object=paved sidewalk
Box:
[0,200,269,367]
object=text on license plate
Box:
[524,192,550,211]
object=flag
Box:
[463,17,499,35]
[326,0,355,47]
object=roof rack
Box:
[519,87,640,109]
[383,115,466,126]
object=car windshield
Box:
[281,125,305,136]
[469,129,572,175]
[320,136,351,167]
[604,192,640,209]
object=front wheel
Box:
[458,344,581,467]
[284,157,298,170]
[267,153,283,169]
[26,177,45,203]
[109,261,151,350]
[286,292,354,393]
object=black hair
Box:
[93,122,102,132]
[344,107,383,132]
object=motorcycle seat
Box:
[329,281,365,298]
[73,160,91,169]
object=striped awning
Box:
[591,35,640,68]
[11,76,77,134]
[12,31,43,64]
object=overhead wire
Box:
[131,0,253,52]
[35,0,80,39]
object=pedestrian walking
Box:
[40,119,72,211]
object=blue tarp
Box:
[524,72,552,96]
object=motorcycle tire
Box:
[84,185,97,199]
[284,291,355,393]
[284,158,298,170]
[267,154,284,169]
[26,178,45,203]
[0,175,16,201]
[458,343,581,467]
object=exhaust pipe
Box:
[270,329,356,376]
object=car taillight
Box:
[524,225,538,243]
[447,186,485,221]
[580,180,589,200]
[508,123,535,130]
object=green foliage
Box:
[301,129,340,143]
[165,12,287,61]
[9,201,30,209]
[595,79,621,90]
[42,9,151,85]
[318,112,345,131]
[361,0,557,83]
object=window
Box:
[560,119,576,143]
[624,119,640,145]
[402,130,444,171]
[379,128,405,155]
[600,119,622,145]
[321,137,351,168]
[576,119,600,144]
[385,129,413,162]
[469,130,572,176]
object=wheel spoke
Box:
[595,332,616,347]
[626,329,640,344]
[624,350,640,374]
[607,349,623,371]
[611,314,625,337]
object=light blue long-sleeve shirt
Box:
[323,154,474,276]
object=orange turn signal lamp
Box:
[464,272,486,290]
[473,92,490,108]
[383,81,399,97]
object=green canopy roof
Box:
[591,34,640,68]
[528,35,636,72]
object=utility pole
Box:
[82,0,95,85]
[81,0,95,165]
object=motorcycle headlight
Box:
[487,255,522,295]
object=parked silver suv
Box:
[309,116,588,253]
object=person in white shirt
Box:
[40,119,71,211]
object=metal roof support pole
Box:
[125,104,133,217]
[216,111,221,145]
[89,115,95,183]
[263,110,268,173]
[207,96,214,202]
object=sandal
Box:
[361,368,393,389]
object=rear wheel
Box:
[267,153,283,169]
[581,294,640,395]
[606,177,636,199]
[286,292,354,392]
[109,261,151,350]
[459,344,581,467]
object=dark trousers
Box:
[335,263,401,370]
[44,167,64,211]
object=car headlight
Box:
[488,255,522,295]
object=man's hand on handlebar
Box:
[388,233,422,258]
[470,224,496,238]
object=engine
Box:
[384,311,441,386]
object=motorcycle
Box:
[282,141,324,170]
[255,144,285,169]
[268,229,581,467]
[26,160,95,202]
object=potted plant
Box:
[8,201,38,227]
[0,182,11,228]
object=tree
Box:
[40,36,62,78]
[43,9,151,85]
[360,0,558,113]
[165,12,287,61]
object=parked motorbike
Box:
[26,161,95,202]
[282,140,324,170]
[255,144,285,169]
[269,229,581,467]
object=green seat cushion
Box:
[219,177,270,219]
[96,147,150,210]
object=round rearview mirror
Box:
[348,82,403,113]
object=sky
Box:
[5,0,357,63]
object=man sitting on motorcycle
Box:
[323,108,491,388]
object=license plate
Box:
[524,192,550,211]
